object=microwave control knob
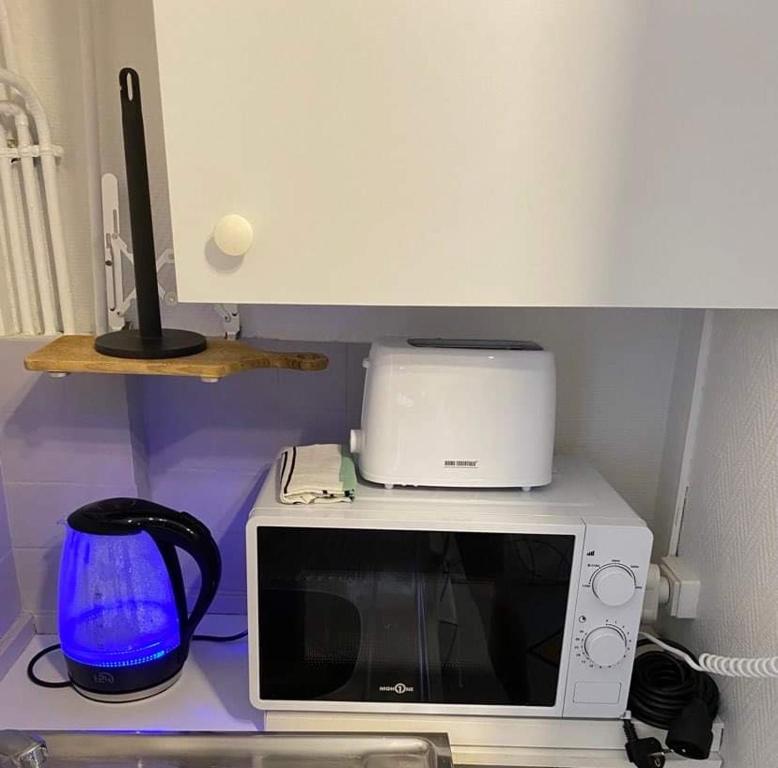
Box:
[591,564,636,607]
[584,626,628,667]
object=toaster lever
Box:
[350,429,364,454]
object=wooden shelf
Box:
[23,335,328,381]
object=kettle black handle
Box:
[132,502,222,645]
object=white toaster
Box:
[349,338,556,489]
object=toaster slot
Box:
[407,338,543,350]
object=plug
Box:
[660,556,701,619]
[623,720,666,768]
[666,698,714,759]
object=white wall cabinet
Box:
[153,1,778,308]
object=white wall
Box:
[0,460,20,639]
[0,338,139,633]
[665,310,778,768]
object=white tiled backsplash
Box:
[0,460,20,639]
[0,314,683,631]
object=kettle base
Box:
[72,670,182,703]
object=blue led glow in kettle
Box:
[58,498,221,702]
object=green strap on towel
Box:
[339,445,357,499]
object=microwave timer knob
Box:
[584,625,628,667]
[590,564,636,607]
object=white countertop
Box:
[0,620,722,767]
[0,619,263,731]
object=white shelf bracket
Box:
[212,303,240,340]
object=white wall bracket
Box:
[101,172,241,339]
[0,142,63,159]
[212,303,240,340]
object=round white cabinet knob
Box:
[213,214,253,256]
[591,564,636,607]
[584,626,628,667]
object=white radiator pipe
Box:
[0,0,16,73]
[0,65,74,332]
[39,140,72,331]
[0,102,57,332]
[0,183,19,333]
[0,121,37,333]
[0,284,7,333]
[0,0,21,334]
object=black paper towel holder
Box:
[95,68,206,360]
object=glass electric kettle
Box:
[57,498,221,702]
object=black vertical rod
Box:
[120,68,162,339]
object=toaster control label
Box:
[444,459,479,468]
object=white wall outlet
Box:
[660,556,701,619]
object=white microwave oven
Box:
[246,456,652,719]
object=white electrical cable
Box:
[0,186,20,333]
[640,631,778,679]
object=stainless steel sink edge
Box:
[20,731,453,768]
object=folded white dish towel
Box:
[278,444,357,504]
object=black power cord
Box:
[623,719,665,768]
[26,643,72,689]
[27,630,248,690]
[192,629,248,643]
[624,637,720,766]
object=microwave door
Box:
[493,535,573,706]
[258,529,431,702]
[263,577,427,702]
[427,533,515,705]
[363,571,426,702]
[257,527,574,708]
[347,532,445,702]
[428,532,572,707]
[259,586,363,700]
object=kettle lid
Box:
[68,497,157,535]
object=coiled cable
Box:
[640,631,778,678]
[629,636,720,761]
[630,638,719,730]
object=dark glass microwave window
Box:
[257,528,574,707]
